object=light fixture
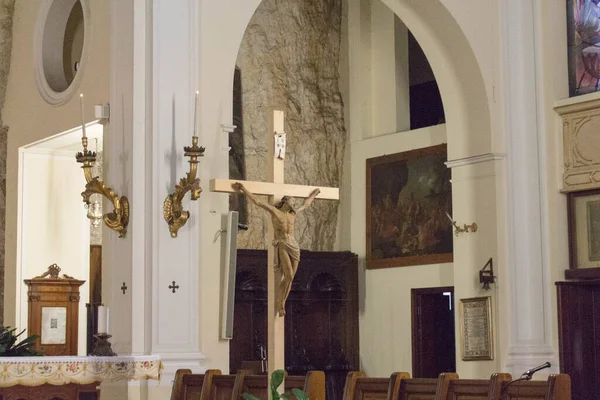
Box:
[163,91,205,238]
[163,135,205,238]
[76,94,129,238]
[86,199,103,228]
[85,138,103,228]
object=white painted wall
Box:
[19,151,90,356]
[4,0,109,326]
[349,124,452,376]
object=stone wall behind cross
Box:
[234,0,346,251]
[0,1,15,325]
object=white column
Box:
[500,0,558,375]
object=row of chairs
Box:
[170,369,326,400]
[170,369,571,400]
[343,371,571,400]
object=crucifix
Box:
[210,109,339,384]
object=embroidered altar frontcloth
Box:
[0,355,161,387]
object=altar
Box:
[0,355,161,400]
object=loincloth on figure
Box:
[272,240,300,269]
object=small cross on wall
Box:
[121,282,127,294]
[169,281,179,293]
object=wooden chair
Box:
[498,374,571,400]
[434,373,511,400]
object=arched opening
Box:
[224,0,492,381]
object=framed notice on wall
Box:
[41,307,67,345]
[459,296,493,361]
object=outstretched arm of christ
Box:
[232,182,277,213]
[295,188,321,213]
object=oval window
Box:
[35,0,89,105]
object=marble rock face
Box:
[234,0,346,251]
[0,1,15,324]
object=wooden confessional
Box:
[229,249,359,400]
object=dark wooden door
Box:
[230,250,359,400]
[411,287,456,378]
[556,279,600,399]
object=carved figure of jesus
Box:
[232,182,321,316]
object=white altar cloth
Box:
[0,355,162,387]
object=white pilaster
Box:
[447,154,503,379]
[150,0,203,376]
[500,0,558,375]
[106,0,213,391]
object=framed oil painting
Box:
[366,144,453,269]
[566,188,600,279]
[568,0,600,96]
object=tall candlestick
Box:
[193,90,199,137]
[97,305,109,334]
[80,94,87,138]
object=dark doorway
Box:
[411,286,456,378]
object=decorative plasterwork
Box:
[555,97,600,192]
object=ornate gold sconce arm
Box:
[451,221,478,236]
[76,137,130,238]
[445,212,478,237]
[163,136,205,238]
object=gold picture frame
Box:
[365,144,453,269]
[459,296,493,361]
[567,189,600,279]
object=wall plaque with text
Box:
[459,296,494,361]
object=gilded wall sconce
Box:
[445,212,478,236]
[76,136,130,238]
[163,136,205,238]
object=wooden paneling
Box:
[230,250,359,400]
[0,382,98,400]
[556,279,600,399]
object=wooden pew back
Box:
[396,377,442,400]
[170,369,222,400]
[499,374,571,400]
[240,371,325,400]
[343,372,413,400]
[440,373,510,400]
[210,372,243,400]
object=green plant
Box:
[242,369,309,400]
[0,326,43,356]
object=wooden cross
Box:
[121,282,128,294]
[210,110,339,384]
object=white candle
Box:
[193,90,199,137]
[445,212,454,223]
[97,305,109,334]
[80,93,87,138]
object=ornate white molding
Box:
[445,152,505,168]
[555,99,600,192]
